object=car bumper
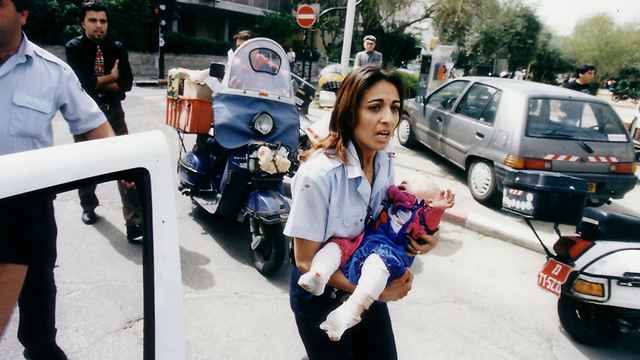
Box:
[494,165,638,200]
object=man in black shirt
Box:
[65,1,142,241]
[557,64,597,122]
[563,64,596,95]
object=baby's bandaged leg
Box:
[320,254,390,341]
[297,242,342,296]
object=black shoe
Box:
[81,210,97,225]
[23,345,67,360]
[127,224,144,242]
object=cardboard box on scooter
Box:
[183,79,213,100]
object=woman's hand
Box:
[406,231,440,257]
[378,268,413,302]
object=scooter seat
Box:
[579,208,640,242]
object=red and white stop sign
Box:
[297,5,316,28]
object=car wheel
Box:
[397,114,417,147]
[468,160,500,206]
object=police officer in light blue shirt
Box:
[284,66,439,360]
[0,1,114,358]
[285,141,395,243]
[0,34,107,156]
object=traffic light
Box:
[152,3,166,25]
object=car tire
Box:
[468,160,501,206]
[397,114,417,147]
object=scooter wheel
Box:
[557,294,621,346]
[612,94,621,102]
[249,222,287,276]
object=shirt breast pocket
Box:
[10,91,55,140]
[331,205,367,238]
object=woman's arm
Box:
[294,237,413,300]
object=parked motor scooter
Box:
[170,38,301,276]
[502,171,640,346]
[612,88,639,104]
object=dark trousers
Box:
[73,103,142,227]
[0,197,66,359]
[290,266,398,360]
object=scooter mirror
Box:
[209,62,225,80]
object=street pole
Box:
[340,0,357,76]
[158,4,166,80]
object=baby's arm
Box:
[429,189,455,211]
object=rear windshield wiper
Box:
[542,131,594,153]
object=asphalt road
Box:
[1,86,639,359]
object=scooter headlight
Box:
[251,112,275,136]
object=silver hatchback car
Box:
[399,77,638,206]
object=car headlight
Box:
[251,112,275,136]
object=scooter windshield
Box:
[228,46,291,98]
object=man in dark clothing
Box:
[563,64,596,95]
[65,1,142,241]
[556,64,597,122]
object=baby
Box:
[298,175,455,341]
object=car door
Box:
[442,83,502,167]
[420,80,470,154]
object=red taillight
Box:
[504,155,552,170]
[609,162,637,174]
[553,236,593,258]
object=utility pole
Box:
[340,0,357,76]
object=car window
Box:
[527,98,629,142]
[426,81,469,111]
[455,83,501,125]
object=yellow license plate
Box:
[587,182,596,193]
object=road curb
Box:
[442,208,545,254]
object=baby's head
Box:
[398,175,440,202]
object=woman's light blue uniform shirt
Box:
[284,141,395,243]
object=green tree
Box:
[23,0,81,46]
[432,0,542,75]
[23,0,158,52]
[105,0,157,52]
[560,13,640,83]
[254,11,300,47]
[528,28,572,84]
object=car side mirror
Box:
[209,62,225,80]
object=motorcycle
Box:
[611,88,639,104]
[172,38,303,276]
[502,171,640,346]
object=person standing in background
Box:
[353,35,383,69]
[65,1,143,242]
[287,47,296,73]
